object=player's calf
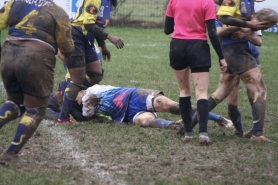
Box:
[5,106,46,154]
[0,101,25,128]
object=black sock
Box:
[197,99,208,133]
[179,96,192,133]
[208,96,217,111]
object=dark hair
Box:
[111,0,118,7]
[214,0,224,5]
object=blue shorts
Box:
[125,89,158,123]
[66,27,99,69]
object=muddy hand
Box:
[219,58,227,72]
[101,46,111,61]
[247,20,269,30]
[107,34,124,49]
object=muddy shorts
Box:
[66,27,99,69]
[222,42,257,75]
[125,89,163,123]
[169,39,211,71]
[1,41,56,97]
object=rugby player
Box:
[58,0,124,124]
[0,0,74,160]
[191,0,274,142]
[164,0,227,145]
[45,82,233,129]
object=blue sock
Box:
[236,108,243,132]
[59,95,75,120]
[208,112,221,122]
[0,101,20,128]
[6,123,27,154]
[154,119,172,128]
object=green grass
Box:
[1,27,278,185]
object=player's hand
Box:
[107,34,124,49]
[57,49,65,62]
[101,45,111,61]
[219,58,227,72]
[247,20,269,30]
[231,30,246,40]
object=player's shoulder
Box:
[49,2,70,20]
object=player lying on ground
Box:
[45,83,233,131]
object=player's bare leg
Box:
[152,95,180,115]
[2,93,49,160]
[240,67,274,142]
[134,112,169,128]
[226,76,243,135]
[191,73,238,129]
[192,72,212,145]
[173,67,194,143]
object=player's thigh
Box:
[85,43,102,74]
[240,67,267,99]
[153,95,178,113]
[213,73,238,100]
[226,76,240,105]
[133,112,156,127]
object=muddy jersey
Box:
[217,0,254,45]
[0,0,73,54]
[71,0,101,41]
[96,0,113,29]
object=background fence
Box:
[109,0,169,28]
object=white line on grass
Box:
[41,120,126,185]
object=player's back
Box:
[166,0,215,40]
[6,0,72,53]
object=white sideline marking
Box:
[41,120,125,185]
[106,43,167,47]
[106,43,278,49]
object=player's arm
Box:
[206,20,224,60]
[95,35,111,61]
[55,7,74,60]
[206,19,227,71]
[220,15,268,30]
[240,28,262,46]
[217,25,240,37]
[164,16,174,35]
[84,24,124,49]
[0,0,13,30]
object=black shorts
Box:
[66,27,99,69]
[1,41,56,97]
[169,39,211,72]
[222,42,257,75]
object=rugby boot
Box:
[250,135,276,143]
[182,132,193,143]
[217,117,234,128]
[243,128,253,138]
[165,119,183,131]
[199,132,213,145]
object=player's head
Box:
[111,0,118,7]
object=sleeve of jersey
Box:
[215,19,223,28]
[204,0,216,20]
[217,0,239,17]
[83,0,101,24]
[165,0,173,17]
[0,0,13,30]
[55,7,74,54]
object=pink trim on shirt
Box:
[165,0,216,40]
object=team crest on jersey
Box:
[222,0,236,6]
[86,4,98,15]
